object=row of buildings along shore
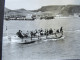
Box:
[4,11,55,20]
[4,11,80,20]
[4,15,36,20]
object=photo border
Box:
[0,0,5,60]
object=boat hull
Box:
[19,41,36,44]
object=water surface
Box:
[2,17,80,60]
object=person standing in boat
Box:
[40,28,44,36]
[37,30,41,40]
[60,27,63,35]
[44,29,47,35]
[55,29,59,38]
[60,27,63,32]
[16,30,24,39]
[49,28,53,35]
[30,31,33,40]
[46,29,49,36]
[44,29,48,38]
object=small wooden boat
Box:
[7,30,64,44]
[19,41,36,44]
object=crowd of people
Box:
[16,27,63,39]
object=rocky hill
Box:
[4,5,80,16]
[4,8,35,16]
[61,5,80,15]
[34,5,80,16]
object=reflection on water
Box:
[2,17,80,60]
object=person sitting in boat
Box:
[26,31,29,35]
[30,31,36,37]
[23,34,28,38]
[35,29,38,33]
[56,29,59,33]
[40,28,44,36]
[23,32,28,38]
[36,30,40,37]
[49,28,53,35]
[16,30,24,39]
[53,29,56,34]
[40,28,43,32]
[33,29,38,36]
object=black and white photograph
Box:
[2,0,80,60]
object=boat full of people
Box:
[9,27,64,44]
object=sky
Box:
[5,0,80,10]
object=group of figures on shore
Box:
[16,27,63,39]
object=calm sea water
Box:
[2,17,80,60]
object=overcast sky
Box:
[5,0,80,10]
